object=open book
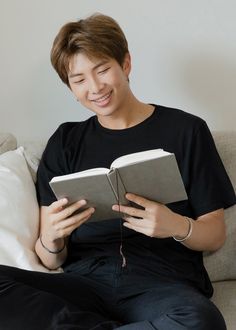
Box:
[49,149,187,222]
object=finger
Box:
[125,193,153,208]
[66,212,94,233]
[59,207,95,230]
[62,214,91,237]
[49,198,69,213]
[58,199,87,220]
[55,208,95,237]
[123,221,146,234]
[123,216,144,226]
[112,204,146,218]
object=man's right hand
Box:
[35,199,95,269]
[40,198,95,244]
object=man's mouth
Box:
[91,91,112,104]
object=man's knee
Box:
[152,302,226,330]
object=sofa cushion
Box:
[0,147,61,272]
[211,281,236,330]
[21,141,46,182]
[203,131,236,281]
[0,132,17,155]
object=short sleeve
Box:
[36,124,69,206]
[188,120,236,217]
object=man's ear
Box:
[122,52,131,77]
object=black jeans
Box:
[0,257,226,330]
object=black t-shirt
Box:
[36,105,236,297]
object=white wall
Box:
[1,0,235,143]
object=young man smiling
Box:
[68,53,154,129]
[0,13,235,330]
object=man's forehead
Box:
[68,54,110,76]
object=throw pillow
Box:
[0,147,60,272]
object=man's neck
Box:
[97,97,155,130]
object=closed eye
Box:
[73,78,85,84]
[98,67,110,74]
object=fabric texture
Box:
[0,147,58,272]
[22,141,45,182]
[0,132,17,155]
[1,127,235,329]
[0,259,227,330]
[36,105,236,298]
[212,281,236,330]
[203,131,236,282]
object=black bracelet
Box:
[39,234,66,254]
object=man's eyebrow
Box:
[68,60,109,78]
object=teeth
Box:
[94,92,111,102]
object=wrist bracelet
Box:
[39,234,66,254]
[173,217,193,242]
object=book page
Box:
[116,154,187,204]
[49,172,120,222]
[111,149,171,169]
[50,167,109,183]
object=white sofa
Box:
[0,131,235,329]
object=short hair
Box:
[50,13,129,87]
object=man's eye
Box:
[98,67,110,74]
[74,79,85,84]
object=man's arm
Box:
[35,199,95,270]
[112,193,226,252]
[35,205,68,270]
[179,208,225,251]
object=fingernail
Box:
[80,199,86,205]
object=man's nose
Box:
[89,77,104,94]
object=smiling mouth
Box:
[91,91,112,103]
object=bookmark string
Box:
[115,169,127,268]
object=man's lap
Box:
[0,261,226,330]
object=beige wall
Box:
[1,0,235,143]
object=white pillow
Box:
[0,147,60,272]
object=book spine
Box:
[107,169,119,202]
[108,168,127,205]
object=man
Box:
[0,13,235,330]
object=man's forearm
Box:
[35,236,67,270]
[174,209,226,252]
